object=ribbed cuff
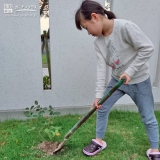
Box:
[125,67,136,77]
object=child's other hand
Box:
[91,98,102,110]
[120,72,130,84]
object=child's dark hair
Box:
[75,0,116,30]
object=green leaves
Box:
[24,102,61,119]
[44,128,49,133]
[43,75,51,89]
[30,105,35,110]
[23,102,61,141]
[44,126,61,140]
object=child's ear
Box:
[91,13,99,22]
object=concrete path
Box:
[43,68,49,76]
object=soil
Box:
[37,141,63,156]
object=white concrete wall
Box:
[112,0,160,104]
[0,0,160,111]
[0,0,43,110]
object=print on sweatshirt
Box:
[108,43,123,70]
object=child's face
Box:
[80,13,103,37]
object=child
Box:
[75,0,160,159]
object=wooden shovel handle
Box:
[64,78,126,139]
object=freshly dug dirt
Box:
[37,141,63,155]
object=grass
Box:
[0,110,160,160]
[42,54,47,64]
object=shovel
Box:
[53,78,126,153]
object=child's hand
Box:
[91,98,102,110]
[120,72,130,84]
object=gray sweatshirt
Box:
[94,19,154,98]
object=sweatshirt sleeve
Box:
[94,42,107,98]
[123,21,154,77]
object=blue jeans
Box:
[96,77,159,148]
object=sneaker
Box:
[146,148,160,160]
[83,139,107,156]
